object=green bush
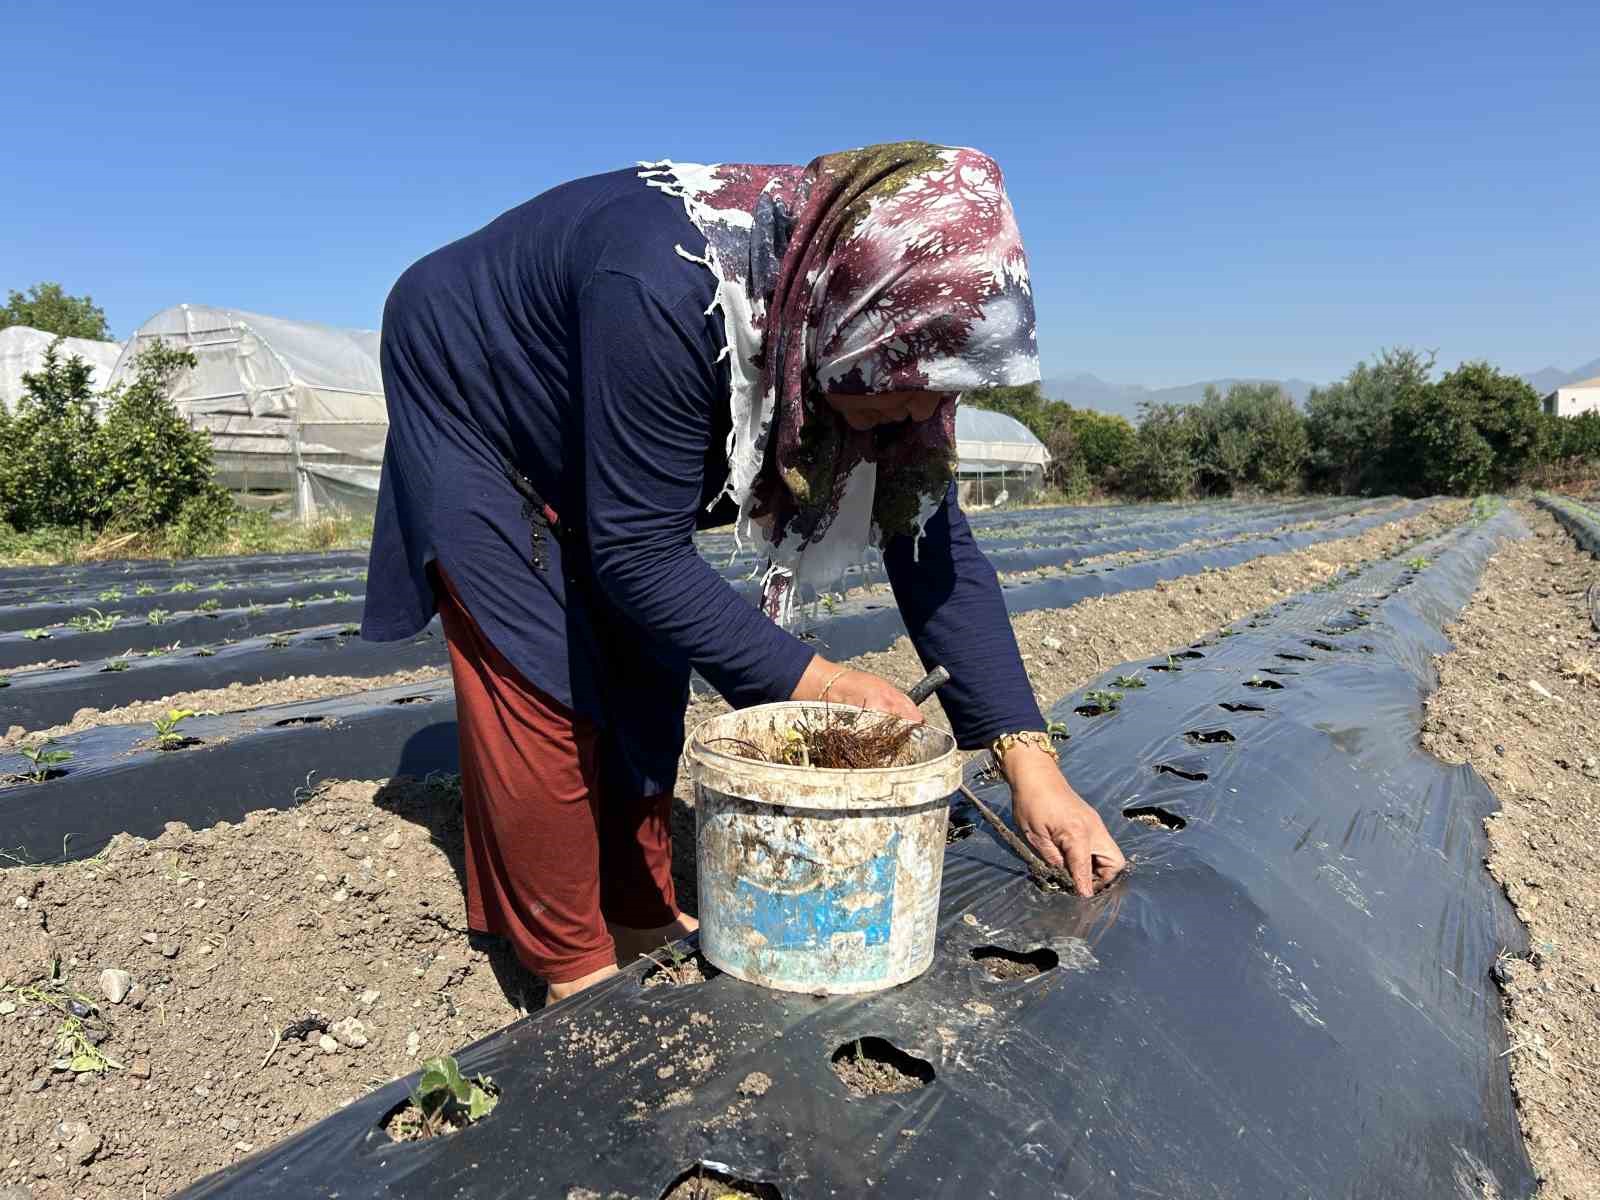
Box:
[1063,409,1136,485]
[1124,402,1201,500]
[92,340,230,531]
[1187,383,1308,495]
[0,337,231,541]
[0,342,106,530]
[1386,362,1546,495]
[1306,348,1433,494]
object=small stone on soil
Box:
[317,1034,339,1055]
[98,969,133,1003]
[737,1071,771,1098]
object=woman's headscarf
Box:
[639,142,1040,621]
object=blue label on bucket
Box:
[733,835,897,953]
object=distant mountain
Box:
[1521,358,1600,395]
[1039,373,1320,421]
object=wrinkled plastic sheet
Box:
[0,620,446,731]
[174,509,1533,1200]
[0,548,369,604]
[0,677,454,864]
[0,566,364,633]
[786,498,1431,666]
[1537,493,1600,557]
[4,502,1435,860]
[0,595,366,670]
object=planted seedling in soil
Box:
[96,588,122,603]
[23,628,50,641]
[830,1037,935,1097]
[1046,720,1070,742]
[1074,689,1122,717]
[135,584,157,596]
[151,709,200,751]
[14,740,72,783]
[382,1055,498,1142]
[68,608,119,632]
[99,659,130,673]
[171,581,197,593]
[642,942,716,988]
[145,608,170,626]
[197,598,221,613]
[1111,674,1147,689]
[659,1167,782,1200]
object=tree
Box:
[0,342,106,530]
[1124,402,1201,500]
[0,283,112,341]
[1386,362,1546,495]
[1063,409,1136,484]
[1305,348,1434,494]
[93,341,228,531]
[1187,383,1308,495]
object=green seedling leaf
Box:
[171,581,197,593]
[146,609,170,626]
[135,584,157,596]
[23,629,50,641]
[1112,674,1147,689]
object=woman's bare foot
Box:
[609,913,700,966]
[544,963,619,1007]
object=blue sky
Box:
[6,1,1596,386]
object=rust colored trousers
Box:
[433,568,679,983]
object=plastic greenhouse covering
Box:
[105,304,385,518]
[0,325,123,412]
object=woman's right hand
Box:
[790,656,924,725]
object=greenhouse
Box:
[105,304,385,518]
[954,405,1051,506]
[0,325,123,412]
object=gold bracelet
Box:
[989,730,1058,765]
[818,668,850,701]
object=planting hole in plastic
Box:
[946,818,976,844]
[1275,652,1312,662]
[390,694,435,706]
[1304,639,1338,652]
[1262,667,1300,676]
[157,738,203,752]
[5,769,68,784]
[641,949,719,989]
[1148,663,1179,673]
[1074,702,1114,717]
[830,1037,935,1097]
[1123,805,1187,831]
[1154,764,1209,782]
[274,715,326,728]
[1244,678,1284,690]
[1219,702,1267,713]
[971,945,1059,980]
[1173,649,1205,660]
[1184,729,1237,744]
[658,1165,782,1200]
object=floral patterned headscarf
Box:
[640,142,1040,620]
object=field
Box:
[1,495,1597,1198]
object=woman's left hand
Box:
[1001,743,1126,897]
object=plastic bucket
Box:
[686,702,961,995]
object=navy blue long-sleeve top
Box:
[363,168,1045,796]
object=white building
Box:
[1544,375,1600,417]
[0,325,123,412]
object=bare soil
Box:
[1420,503,1600,1200]
[0,498,1474,1198]
[2,667,449,747]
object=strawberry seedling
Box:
[18,740,72,783]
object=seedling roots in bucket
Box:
[706,707,916,770]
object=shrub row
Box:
[971,350,1600,500]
